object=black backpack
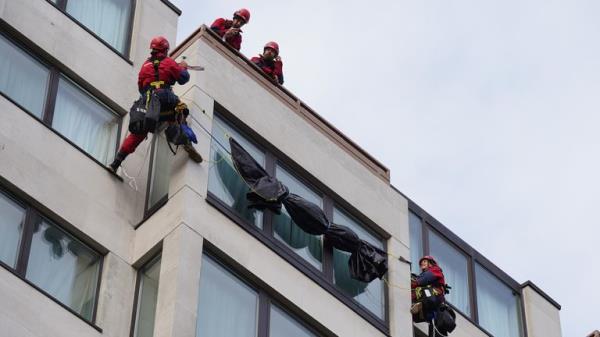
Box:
[128,59,162,134]
[434,304,457,336]
[128,95,160,134]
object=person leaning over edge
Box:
[251,41,284,85]
[210,8,250,51]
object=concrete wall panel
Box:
[523,286,562,337]
[0,268,102,337]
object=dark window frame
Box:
[407,198,528,337]
[45,0,136,64]
[0,27,123,178]
[143,134,171,219]
[205,105,390,334]
[0,186,104,331]
[129,252,162,337]
[201,245,334,337]
[426,226,473,317]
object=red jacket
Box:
[210,18,242,51]
[411,265,446,301]
[138,56,189,92]
[250,55,284,85]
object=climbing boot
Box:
[183,143,203,163]
[410,302,422,315]
[108,151,127,173]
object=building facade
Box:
[0,1,561,337]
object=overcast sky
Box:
[170,1,599,335]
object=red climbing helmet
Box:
[234,8,251,23]
[150,36,170,51]
[264,41,279,56]
[419,255,438,266]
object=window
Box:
[26,220,101,320]
[208,116,264,228]
[273,165,323,270]
[0,33,121,166]
[475,264,523,337]
[0,34,50,118]
[206,112,388,326]
[53,76,119,165]
[0,191,26,268]
[0,189,102,322]
[196,255,259,337]
[409,204,527,335]
[270,305,317,337]
[133,255,162,337]
[333,207,385,319]
[146,134,172,213]
[196,254,323,337]
[429,230,471,316]
[408,211,423,275]
[53,0,133,55]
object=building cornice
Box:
[171,25,391,182]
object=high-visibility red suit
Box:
[251,41,284,85]
[109,36,189,172]
[210,8,250,51]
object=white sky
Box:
[170,1,600,335]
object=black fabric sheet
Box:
[349,240,388,283]
[230,138,288,213]
[228,139,389,283]
[282,193,330,235]
[229,138,269,185]
[325,224,360,252]
[246,176,289,214]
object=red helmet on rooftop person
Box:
[234,8,251,23]
[263,41,279,56]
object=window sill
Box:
[135,195,169,230]
[443,302,494,337]
[0,260,103,333]
[44,0,134,66]
[206,192,390,335]
[0,92,123,182]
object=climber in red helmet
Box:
[410,255,447,322]
[251,41,284,85]
[210,8,250,51]
[109,36,198,172]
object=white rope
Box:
[119,136,153,191]
[430,318,448,337]
[120,165,139,191]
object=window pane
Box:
[196,255,258,337]
[429,231,470,316]
[53,76,119,165]
[133,255,161,337]
[409,211,423,275]
[66,0,132,54]
[26,220,101,320]
[270,305,317,337]
[208,116,263,228]
[332,207,385,319]
[0,192,25,268]
[273,166,323,270]
[147,134,171,210]
[475,264,523,337]
[0,34,49,117]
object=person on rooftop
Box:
[251,41,284,85]
[210,8,250,51]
